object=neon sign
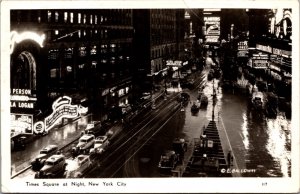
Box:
[10,31,45,54]
[11,114,33,135]
[44,96,79,132]
[10,88,37,109]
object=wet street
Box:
[11,115,91,174]
[11,57,291,178]
[128,57,291,177]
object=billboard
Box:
[204,16,221,36]
[10,88,37,109]
[11,114,33,135]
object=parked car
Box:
[74,134,95,154]
[35,154,67,178]
[31,145,59,171]
[90,136,110,154]
[64,155,92,178]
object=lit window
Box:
[55,30,59,35]
[48,11,51,22]
[38,16,41,23]
[83,30,86,36]
[91,46,97,55]
[55,11,59,22]
[78,30,81,38]
[78,13,81,24]
[70,12,74,23]
[92,61,97,68]
[83,14,86,24]
[100,16,103,23]
[64,12,68,23]
[90,15,93,24]
[95,15,98,24]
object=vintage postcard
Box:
[1,0,299,193]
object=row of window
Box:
[151,44,176,59]
[11,10,132,26]
[48,27,133,42]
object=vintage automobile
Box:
[251,91,264,111]
[35,154,67,178]
[64,155,92,178]
[73,134,95,155]
[191,101,200,113]
[172,138,187,163]
[199,95,208,109]
[158,150,179,173]
[90,136,110,154]
[81,121,102,136]
[31,145,59,171]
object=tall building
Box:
[246,8,292,99]
[133,9,185,92]
[10,9,134,133]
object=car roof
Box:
[42,145,58,151]
[96,136,107,140]
[80,134,95,140]
[46,154,64,162]
[76,155,89,161]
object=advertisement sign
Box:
[44,96,79,132]
[238,41,248,51]
[204,17,220,36]
[237,51,248,57]
[10,88,37,109]
[206,36,219,43]
[11,114,33,135]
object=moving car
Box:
[31,145,59,171]
[81,121,101,136]
[35,154,67,178]
[73,134,95,155]
[158,150,179,173]
[64,155,92,178]
[90,136,110,154]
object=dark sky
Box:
[221,9,249,38]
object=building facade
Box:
[10,9,134,132]
[246,9,292,99]
[133,9,185,92]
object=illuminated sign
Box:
[203,9,221,12]
[10,88,37,109]
[204,17,221,22]
[272,48,291,58]
[11,114,33,134]
[237,51,248,57]
[166,60,182,67]
[238,41,248,51]
[205,36,219,43]
[10,31,45,54]
[252,60,268,69]
[44,96,79,132]
[256,44,272,53]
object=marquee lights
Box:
[10,31,46,54]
